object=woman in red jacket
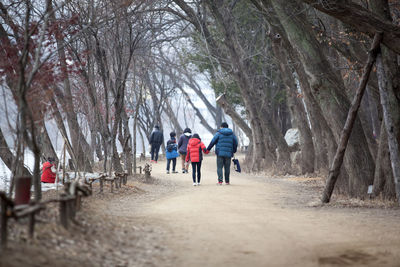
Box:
[41,157,57,183]
[186,134,209,186]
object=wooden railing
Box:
[0,169,143,250]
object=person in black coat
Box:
[149,125,163,163]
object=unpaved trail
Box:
[108,156,400,267]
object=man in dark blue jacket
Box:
[206,122,238,185]
[149,125,163,163]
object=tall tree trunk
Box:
[376,53,400,203]
[271,34,315,174]
[164,98,183,134]
[370,0,400,200]
[216,94,252,141]
[48,89,79,171]
[0,127,31,177]
[372,120,395,198]
[49,3,92,172]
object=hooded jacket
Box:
[166,138,179,159]
[149,128,163,146]
[178,133,191,154]
[185,138,208,163]
[41,161,56,183]
[206,128,238,158]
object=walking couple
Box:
[183,122,238,186]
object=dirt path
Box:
[104,156,400,267]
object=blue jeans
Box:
[166,158,176,171]
[217,156,231,183]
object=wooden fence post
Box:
[1,199,8,249]
[28,212,35,238]
[76,194,81,211]
[60,198,68,229]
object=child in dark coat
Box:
[166,132,179,174]
[185,133,209,186]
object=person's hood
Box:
[184,132,191,137]
[188,138,201,146]
[43,161,53,167]
[218,128,233,136]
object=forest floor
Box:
[1,154,400,267]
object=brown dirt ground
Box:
[1,155,400,267]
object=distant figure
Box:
[149,125,163,163]
[186,133,209,186]
[166,132,179,174]
[178,128,192,173]
[206,122,238,185]
[41,157,57,183]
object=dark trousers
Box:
[191,162,202,183]
[166,158,177,171]
[217,156,231,183]
[151,144,160,161]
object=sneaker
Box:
[197,182,201,185]
[166,171,170,174]
[225,182,230,185]
[193,183,197,186]
[172,171,178,173]
[217,182,223,185]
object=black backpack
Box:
[166,143,174,152]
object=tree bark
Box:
[270,34,315,174]
[179,86,217,134]
[376,53,400,204]
[164,98,183,134]
[322,33,382,203]
[372,120,395,198]
[300,0,400,55]
[0,127,31,177]
[216,94,252,141]
[49,2,92,172]
[271,0,375,197]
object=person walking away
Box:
[206,122,238,185]
[149,125,163,163]
[166,132,179,174]
[178,128,192,173]
[186,134,209,186]
[41,157,57,183]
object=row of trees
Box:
[165,0,400,201]
[0,0,223,200]
[1,0,399,202]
